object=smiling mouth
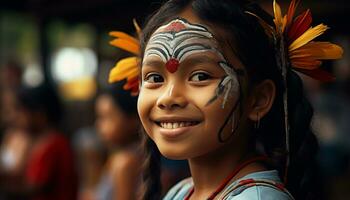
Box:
[155,121,200,129]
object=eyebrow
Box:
[184,55,220,66]
[142,59,164,68]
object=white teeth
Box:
[159,122,197,129]
[180,122,184,127]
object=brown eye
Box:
[189,72,212,82]
[144,73,164,83]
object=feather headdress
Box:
[108,19,141,96]
[248,0,343,183]
[249,0,343,81]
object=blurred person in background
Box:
[73,127,107,200]
[0,84,78,200]
[0,60,24,144]
[0,61,23,91]
[0,61,31,199]
[0,89,31,183]
[95,81,141,200]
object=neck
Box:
[187,140,265,199]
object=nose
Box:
[156,84,188,110]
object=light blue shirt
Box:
[163,170,294,200]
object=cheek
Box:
[202,92,240,137]
[97,117,117,139]
[188,81,239,111]
[137,90,146,123]
[185,82,218,108]
[137,89,156,137]
[98,115,131,144]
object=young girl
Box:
[109,0,343,199]
[95,81,142,200]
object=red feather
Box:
[287,9,312,44]
[295,68,335,82]
[286,0,300,30]
[123,77,139,91]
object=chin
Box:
[157,143,190,160]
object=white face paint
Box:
[143,18,241,108]
[144,18,224,63]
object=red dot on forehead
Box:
[163,21,186,32]
[166,58,179,73]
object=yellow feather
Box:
[289,24,329,51]
[108,57,139,83]
[124,67,139,79]
[109,66,138,83]
[290,42,343,60]
[282,15,287,33]
[109,38,139,55]
[273,0,284,34]
[111,57,138,75]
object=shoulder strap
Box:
[163,178,193,200]
[220,178,295,200]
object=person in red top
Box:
[0,84,78,200]
[26,132,77,200]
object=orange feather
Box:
[292,58,321,70]
[109,38,139,55]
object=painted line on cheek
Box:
[217,73,244,143]
[217,96,241,143]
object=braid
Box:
[285,71,320,199]
[140,130,162,200]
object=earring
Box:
[254,112,260,129]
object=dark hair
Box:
[100,80,138,116]
[140,133,162,199]
[16,84,62,124]
[139,0,319,199]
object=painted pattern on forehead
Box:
[144,18,226,73]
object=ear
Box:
[248,79,276,122]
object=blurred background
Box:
[0,0,349,199]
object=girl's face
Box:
[95,95,130,146]
[138,9,245,159]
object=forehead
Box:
[150,17,217,46]
[155,18,209,34]
[146,18,222,60]
[148,5,218,46]
[145,7,244,68]
[150,9,216,44]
